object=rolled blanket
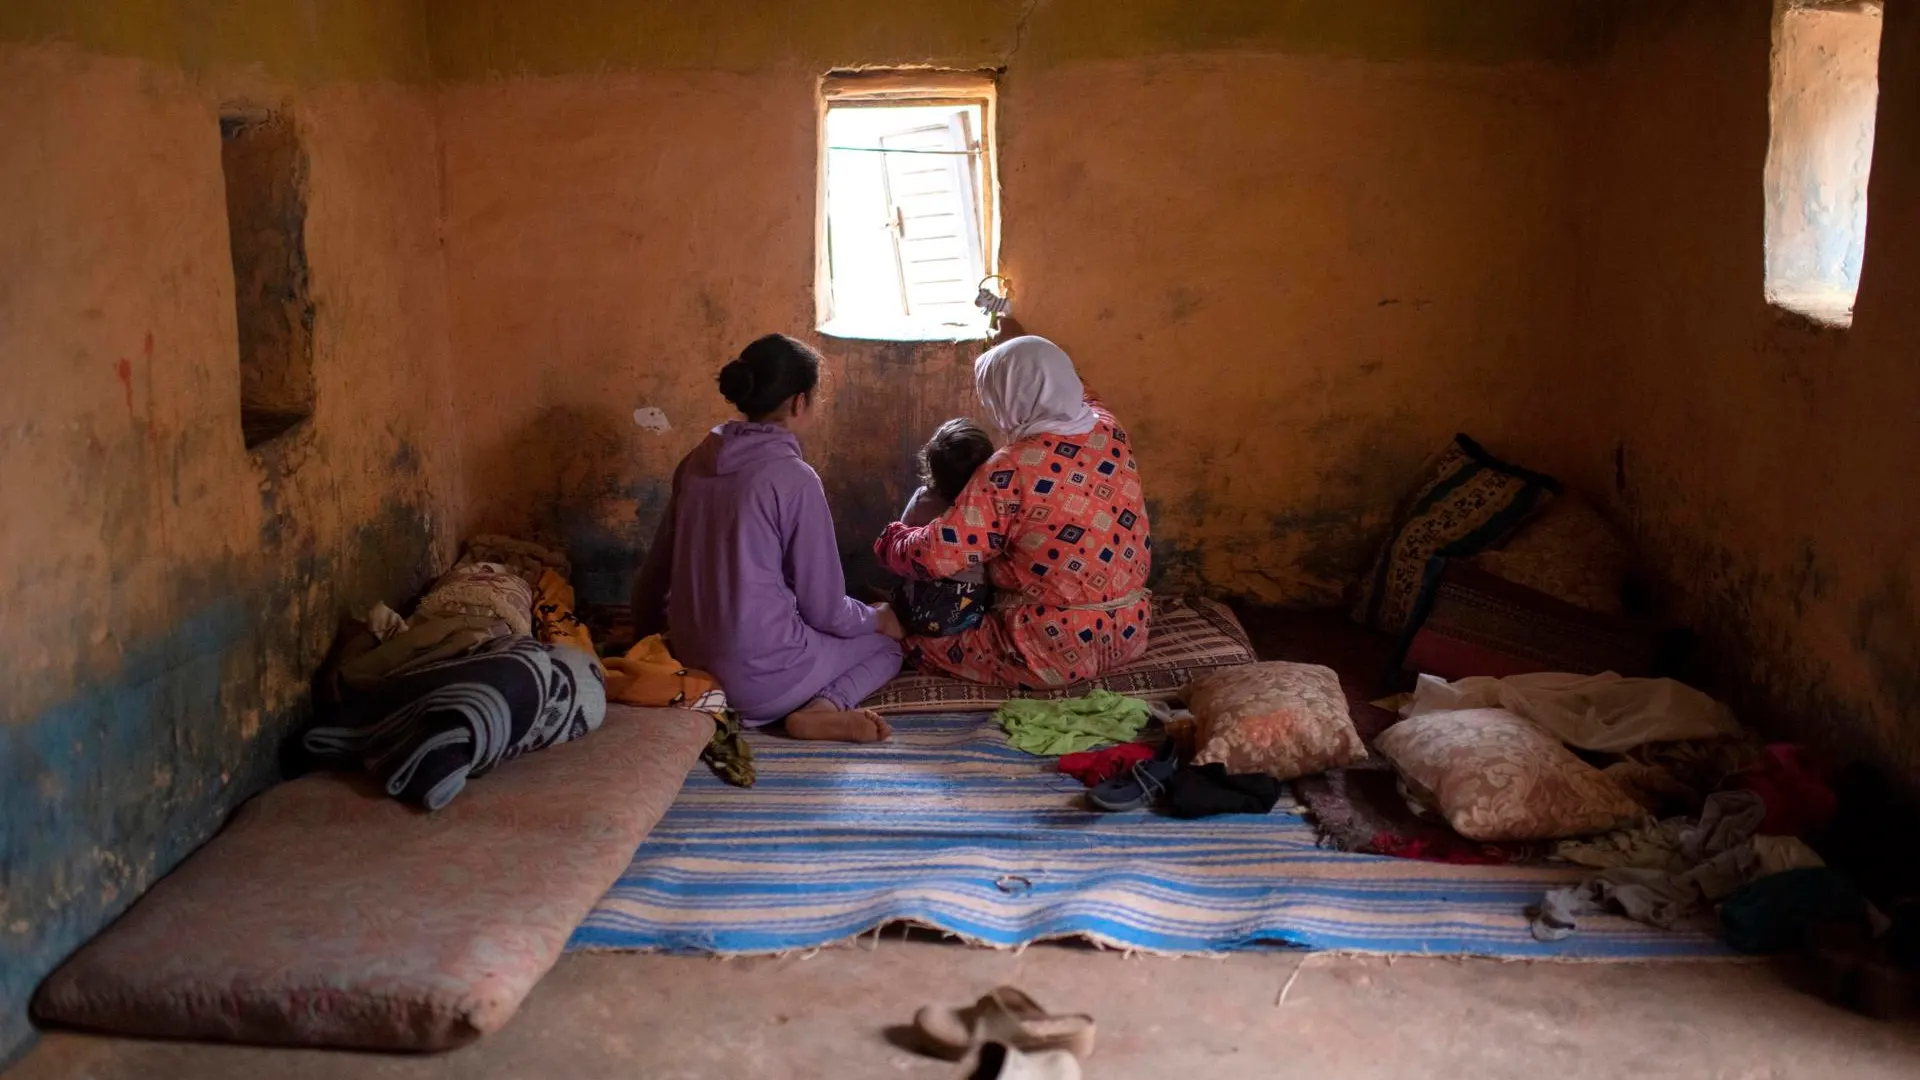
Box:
[303,637,607,810]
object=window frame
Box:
[1762,0,1883,330]
[815,70,1000,342]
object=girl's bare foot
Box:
[784,700,892,743]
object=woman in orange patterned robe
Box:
[874,336,1152,689]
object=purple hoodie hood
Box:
[690,421,803,477]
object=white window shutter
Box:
[878,116,985,321]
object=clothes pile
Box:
[995,693,1286,820]
[1529,789,1825,940]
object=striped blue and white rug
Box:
[571,714,1727,959]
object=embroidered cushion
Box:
[1187,662,1366,780]
[1352,434,1559,636]
[1375,708,1644,842]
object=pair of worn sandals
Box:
[913,986,1096,1079]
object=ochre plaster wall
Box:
[1569,0,1920,771]
[19,0,1918,1063]
[436,1,1591,605]
[0,4,460,1058]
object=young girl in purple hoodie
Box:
[631,334,904,742]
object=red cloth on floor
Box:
[1368,832,1522,866]
[1058,742,1155,786]
[1734,744,1837,838]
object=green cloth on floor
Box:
[702,711,755,788]
[995,690,1152,756]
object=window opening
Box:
[1764,0,1883,328]
[221,107,315,447]
[817,73,998,341]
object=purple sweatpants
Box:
[735,630,903,726]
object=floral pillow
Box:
[1187,663,1366,780]
[1375,708,1644,842]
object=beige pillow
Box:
[1375,708,1644,842]
[1187,662,1366,780]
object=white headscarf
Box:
[973,336,1099,444]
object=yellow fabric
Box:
[532,568,601,674]
[604,634,720,708]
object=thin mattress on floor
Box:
[573,713,1727,960]
[34,707,712,1050]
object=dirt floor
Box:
[16,609,1918,1077]
[12,939,1920,1079]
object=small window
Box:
[816,72,998,341]
[220,108,315,447]
[1764,0,1883,328]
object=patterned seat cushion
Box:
[32,706,710,1050]
[1375,708,1644,842]
[863,596,1256,715]
[1187,662,1367,781]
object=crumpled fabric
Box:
[1733,743,1837,837]
[601,634,750,786]
[1752,835,1827,877]
[366,602,409,643]
[1677,786,1768,862]
[1602,760,1703,817]
[1530,790,1823,941]
[1058,742,1156,786]
[702,711,755,788]
[604,634,723,708]
[995,690,1152,756]
[337,615,512,694]
[1554,822,1687,873]
[1165,763,1284,819]
[1404,671,1740,753]
[532,567,599,672]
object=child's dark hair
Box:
[919,419,996,503]
[718,334,822,420]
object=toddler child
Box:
[896,419,996,637]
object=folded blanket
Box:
[303,637,606,810]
